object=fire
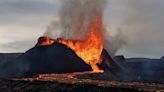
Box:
[58,15,104,72]
[37,15,104,72]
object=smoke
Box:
[104,28,126,57]
[105,0,164,58]
[45,0,107,39]
[44,0,127,56]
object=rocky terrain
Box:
[0,72,163,92]
[0,43,164,92]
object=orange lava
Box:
[58,15,104,72]
[36,36,55,46]
[37,15,104,72]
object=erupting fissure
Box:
[38,15,105,72]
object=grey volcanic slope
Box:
[0,42,92,78]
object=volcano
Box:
[0,42,91,77]
[0,12,118,77]
[0,36,119,78]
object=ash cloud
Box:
[104,28,126,57]
[44,0,125,56]
[45,0,107,39]
[45,0,164,58]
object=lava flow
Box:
[38,15,105,72]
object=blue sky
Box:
[0,0,164,58]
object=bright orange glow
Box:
[36,36,55,46]
[58,15,104,72]
[37,15,104,72]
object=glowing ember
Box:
[36,36,55,46]
[58,15,104,72]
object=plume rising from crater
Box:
[44,0,107,40]
[43,0,107,72]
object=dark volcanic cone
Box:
[0,37,121,78]
[0,42,92,78]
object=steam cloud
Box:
[45,0,107,39]
[105,0,164,58]
[44,0,126,56]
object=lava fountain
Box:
[38,0,107,72]
[58,15,104,72]
[37,14,105,72]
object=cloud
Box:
[0,40,36,53]
[0,0,60,53]
[0,0,60,12]
[0,25,45,52]
[0,0,60,23]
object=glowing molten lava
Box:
[36,37,55,46]
[58,15,104,72]
[37,15,104,72]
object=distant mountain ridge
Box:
[0,53,22,66]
